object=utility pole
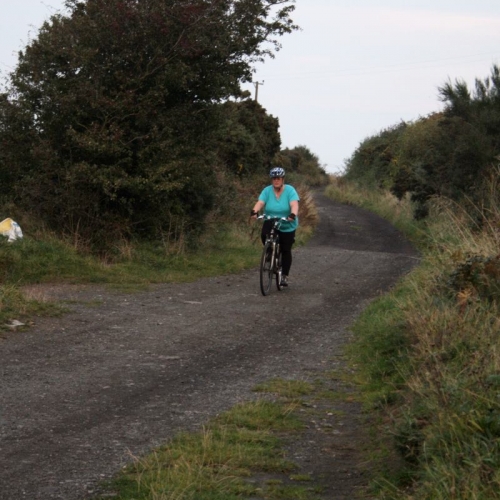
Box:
[254,81,264,102]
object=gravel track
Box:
[0,191,417,499]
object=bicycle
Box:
[257,215,287,296]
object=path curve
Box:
[0,191,417,499]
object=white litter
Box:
[5,320,26,329]
[0,218,23,242]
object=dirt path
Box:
[0,191,417,499]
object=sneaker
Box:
[280,275,288,287]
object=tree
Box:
[216,99,281,177]
[0,0,297,249]
[439,64,500,154]
[344,65,500,219]
[344,122,407,189]
[391,114,490,218]
[392,65,500,215]
[278,145,328,186]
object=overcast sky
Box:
[2,1,500,173]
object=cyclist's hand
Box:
[287,213,296,222]
[250,210,258,220]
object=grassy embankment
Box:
[325,175,500,499]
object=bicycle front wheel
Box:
[275,245,283,291]
[260,241,274,296]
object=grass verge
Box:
[111,402,299,499]
[93,372,374,500]
[327,176,500,499]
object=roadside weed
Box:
[95,400,309,500]
[0,284,63,330]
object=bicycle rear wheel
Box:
[260,241,274,296]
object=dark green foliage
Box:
[277,145,329,186]
[344,122,407,189]
[344,65,500,219]
[216,99,281,177]
[0,0,297,251]
[392,113,491,218]
[439,65,500,149]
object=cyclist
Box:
[250,167,299,286]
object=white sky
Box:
[2,1,500,173]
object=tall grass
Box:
[328,172,500,499]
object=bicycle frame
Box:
[257,215,286,295]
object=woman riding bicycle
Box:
[250,167,299,287]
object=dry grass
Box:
[296,185,319,228]
[332,173,500,499]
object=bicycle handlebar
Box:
[256,214,288,221]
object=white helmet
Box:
[269,167,285,178]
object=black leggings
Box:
[261,222,296,276]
